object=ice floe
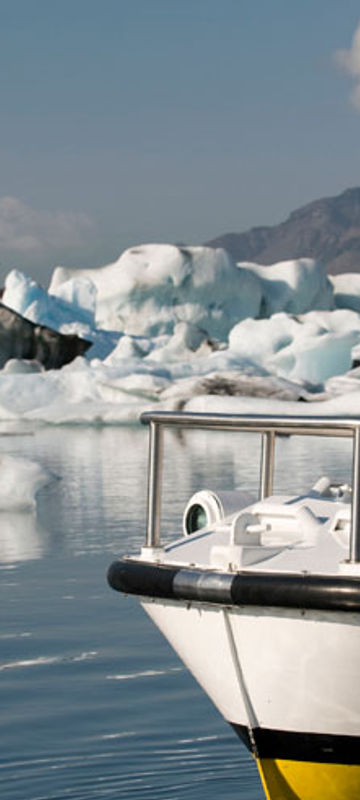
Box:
[0,455,55,510]
[1,244,360,424]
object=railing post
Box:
[259,431,275,500]
[350,426,360,563]
[145,421,164,548]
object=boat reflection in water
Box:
[108,411,360,800]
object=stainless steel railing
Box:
[141,411,360,563]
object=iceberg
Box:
[2,268,121,361]
[0,246,360,424]
[49,244,262,339]
[239,258,334,316]
[3,269,95,336]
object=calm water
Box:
[0,425,352,800]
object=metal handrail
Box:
[141,411,360,563]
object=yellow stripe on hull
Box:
[256,757,360,800]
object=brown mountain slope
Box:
[205,187,360,274]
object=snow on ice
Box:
[1,244,360,424]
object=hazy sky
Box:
[1,0,360,284]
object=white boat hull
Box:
[142,598,360,800]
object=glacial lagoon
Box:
[0,425,352,799]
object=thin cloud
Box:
[335,21,360,110]
[0,196,94,253]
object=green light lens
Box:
[186,504,207,534]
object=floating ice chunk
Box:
[331,273,360,314]
[96,371,171,403]
[229,310,360,385]
[270,310,360,384]
[3,270,94,334]
[0,357,164,424]
[302,308,360,334]
[104,334,152,364]
[50,244,262,339]
[147,322,214,363]
[83,330,122,361]
[229,314,299,367]
[2,270,43,318]
[271,329,359,384]
[0,455,55,511]
[49,275,97,325]
[325,365,360,396]
[2,359,44,374]
[0,371,66,416]
[239,258,334,316]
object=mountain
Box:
[205,187,360,274]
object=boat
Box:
[108,410,360,800]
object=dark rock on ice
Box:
[161,371,323,411]
[0,302,91,370]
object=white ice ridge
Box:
[49,244,263,338]
[0,455,55,510]
[2,243,360,423]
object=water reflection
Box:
[0,511,48,564]
[0,426,353,562]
